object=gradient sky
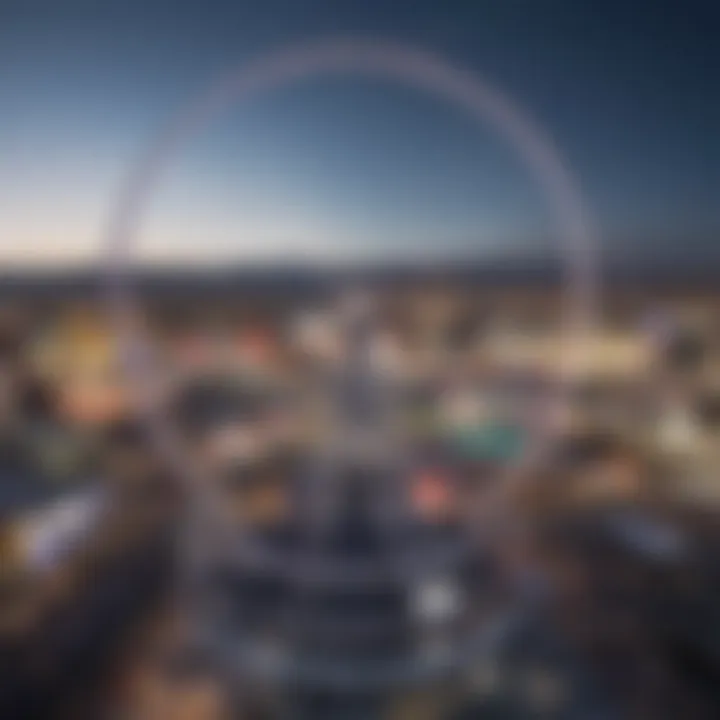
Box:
[1,0,718,268]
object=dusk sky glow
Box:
[1,0,717,268]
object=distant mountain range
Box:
[0,255,718,298]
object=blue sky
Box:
[1,0,717,268]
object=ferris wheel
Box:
[101,38,600,716]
